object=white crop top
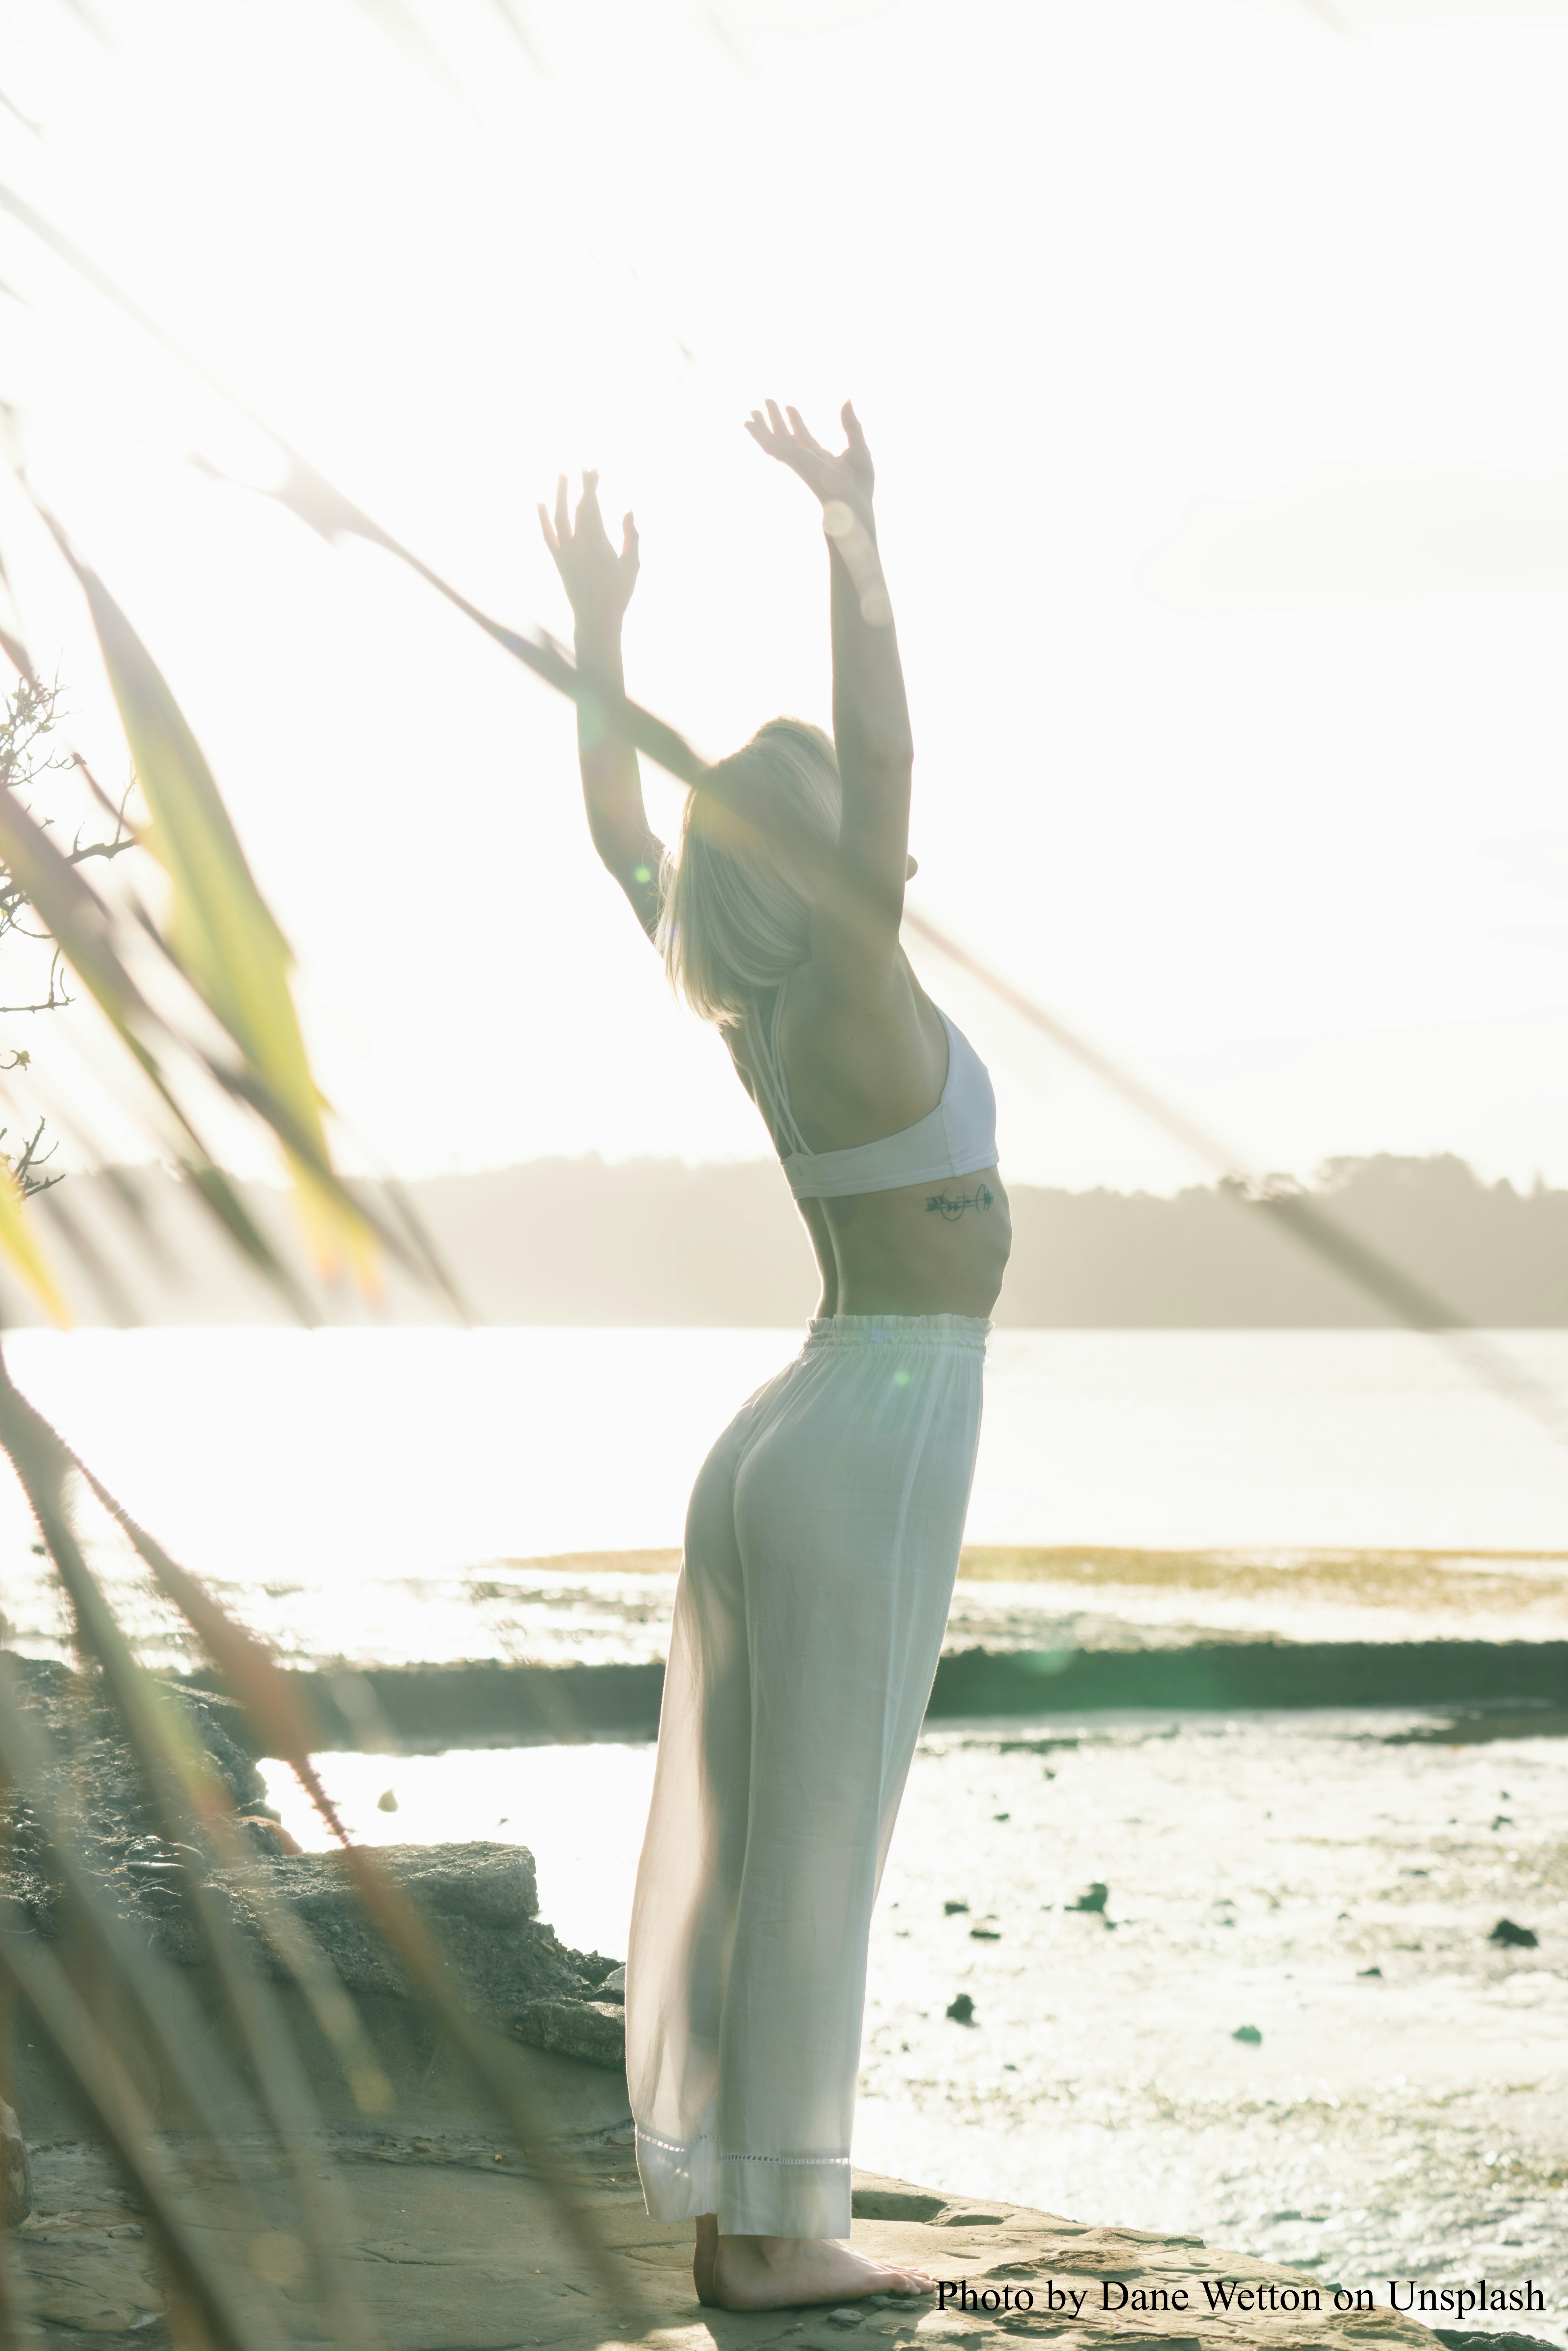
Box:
[744,980,999,1202]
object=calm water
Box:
[1,1325,1566,1666]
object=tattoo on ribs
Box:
[925,1183,994,1222]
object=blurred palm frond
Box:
[0,106,548,2345]
[0,1156,66,1319]
[0,513,466,1316]
[40,510,377,1289]
[341,0,475,100]
[0,1356,645,2338]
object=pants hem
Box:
[636,2125,716,2222]
[718,2156,853,2238]
[634,2129,854,2238]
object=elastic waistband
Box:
[804,1313,991,1355]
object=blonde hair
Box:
[658,717,841,1028]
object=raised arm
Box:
[743,401,914,975]
[539,471,663,941]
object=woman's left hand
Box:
[745,401,875,524]
[539,471,639,643]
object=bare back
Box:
[728,948,1011,1319]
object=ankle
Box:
[733,2235,815,2269]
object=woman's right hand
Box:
[747,400,891,626]
[539,471,639,645]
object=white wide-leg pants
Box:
[626,1313,989,2238]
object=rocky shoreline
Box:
[0,1656,631,2091]
[167,1641,1568,1753]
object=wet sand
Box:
[858,1709,1568,2338]
[290,1544,1563,1672]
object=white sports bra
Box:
[744,979,999,1202]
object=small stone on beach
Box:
[1232,2024,1262,2044]
[377,1789,399,1813]
[946,1993,976,2025]
[1490,1917,1538,1948]
[943,1900,969,1915]
[238,1814,302,1856]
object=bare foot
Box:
[709,2234,934,2311]
[694,2215,719,2308]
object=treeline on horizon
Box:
[1,1151,1564,1329]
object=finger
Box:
[621,511,639,563]
[744,412,774,448]
[578,467,602,522]
[537,502,560,558]
[554,473,570,543]
[842,399,868,452]
[765,398,788,437]
[785,403,824,452]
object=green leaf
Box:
[40,516,378,1286]
[0,1153,68,1321]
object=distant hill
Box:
[2,1151,1564,1328]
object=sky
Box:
[5,0,1568,1191]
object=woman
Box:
[541,402,1010,2312]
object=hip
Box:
[714,1312,990,1499]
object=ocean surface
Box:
[1,1324,1566,1666]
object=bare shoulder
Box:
[788,935,900,1023]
